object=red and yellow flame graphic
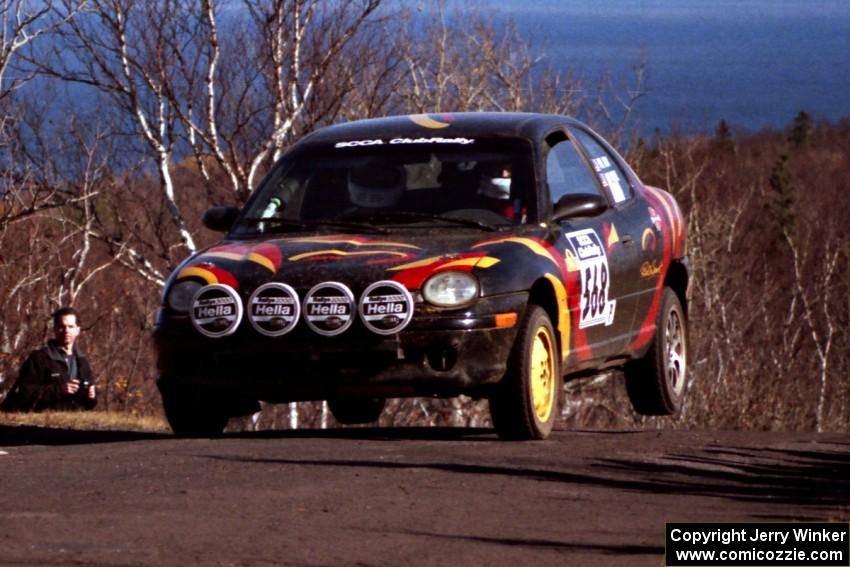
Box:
[473,236,561,270]
[201,242,283,273]
[286,236,420,265]
[388,251,499,289]
[604,222,620,254]
[175,242,282,288]
[629,185,686,351]
[287,236,420,250]
[643,186,685,258]
[176,264,239,288]
[289,249,415,264]
[641,227,657,252]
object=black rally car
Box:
[154,112,690,439]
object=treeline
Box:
[0,1,846,431]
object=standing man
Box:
[1,307,97,412]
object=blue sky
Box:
[454,0,850,133]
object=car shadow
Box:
[3,423,848,517]
[362,528,665,556]
[197,437,850,516]
[0,424,169,446]
[224,425,498,441]
[594,443,850,512]
[0,423,503,446]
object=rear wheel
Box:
[328,397,386,425]
[159,384,229,437]
[625,287,688,415]
[489,305,560,440]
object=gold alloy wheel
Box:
[529,326,556,423]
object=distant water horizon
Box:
[471,0,850,136]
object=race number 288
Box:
[582,262,608,322]
[565,228,616,329]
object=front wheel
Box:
[328,397,386,425]
[159,384,229,437]
[625,287,688,415]
[489,305,561,440]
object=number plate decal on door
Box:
[565,229,616,329]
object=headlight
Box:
[422,271,479,307]
[166,279,203,313]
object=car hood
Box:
[171,230,554,296]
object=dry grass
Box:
[0,410,170,433]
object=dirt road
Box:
[1,426,848,566]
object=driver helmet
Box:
[348,163,405,208]
[477,163,512,200]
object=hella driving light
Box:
[359,280,414,335]
[166,279,203,313]
[190,284,243,338]
[422,271,479,307]
[248,282,300,337]
[303,282,356,336]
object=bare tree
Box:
[158,0,385,202]
[0,0,88,230]
[37,0,197,253]
[396,1,512,113]
[785,232,841,431]
[0,0,86,97]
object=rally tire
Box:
[489,305,561,440]
[625,287,688,416]
[160,385,229,437]
[328,397,386,425]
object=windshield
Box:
[231,137,536,236]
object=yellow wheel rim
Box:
[530,326,556,423]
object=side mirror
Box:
[202,206,240,232]
[551,193,608,222]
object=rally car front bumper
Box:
[154,292,528,402]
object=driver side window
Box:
[545,135,603,203]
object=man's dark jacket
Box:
[1,341,96,412]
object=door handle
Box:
[622,234,634,246]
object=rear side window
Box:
[545,137,602,203]
[570,128,632,204]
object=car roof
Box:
[296,112,588,147]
